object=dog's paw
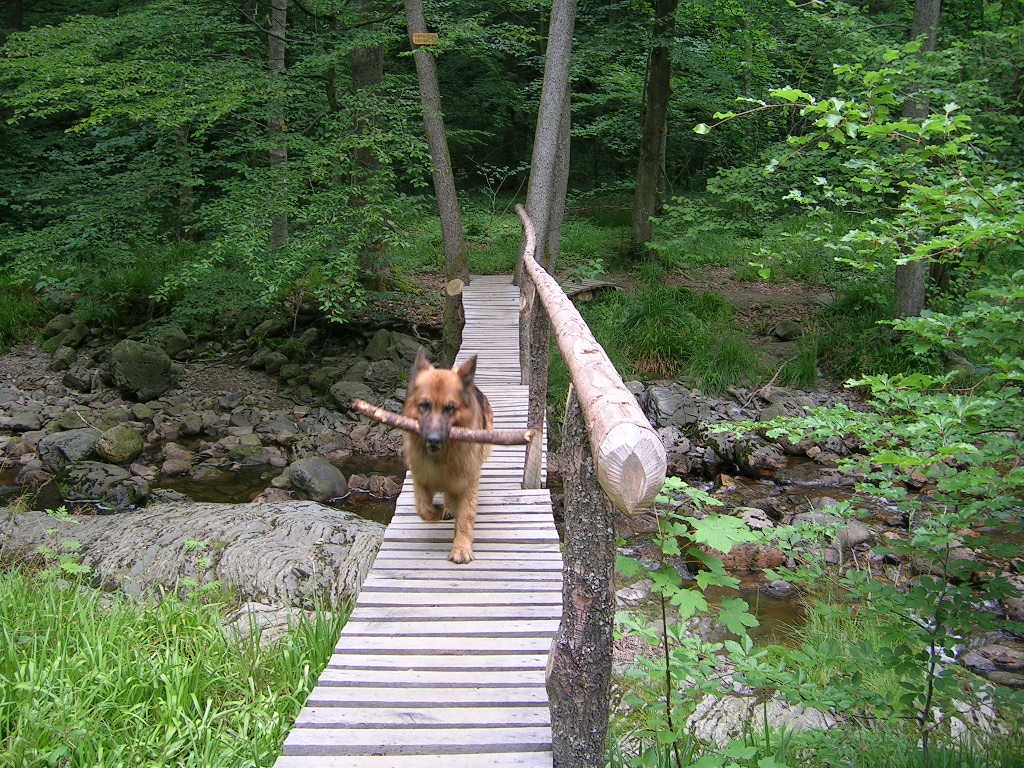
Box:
[448,544,474,564]
[416,503,444,522]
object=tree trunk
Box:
[631,0,677,252]
[519,0,576,452]
[268,0,289,250]
[404,0,468,367]
[547,388,617,767]
[894,0,941,318]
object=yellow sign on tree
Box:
[411,32,439,46]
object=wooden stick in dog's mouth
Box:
[351,399,537,445]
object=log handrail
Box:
[515,204,666,514]
[515,203,666,767]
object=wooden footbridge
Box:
[275,210,666,767]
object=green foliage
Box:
[713,271,1024,762]
[0,567,345,767]
[615,476,763,768]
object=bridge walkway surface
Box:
[275,274,560,767]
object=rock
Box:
[717,543,787,572]
[15,460,52,488]
[281,456,347,502]
[96,424,144,464]
[57,460,149,510]
[107,339,175,401]
[642,384,711,427]
[770,321,803,341]
[42,313,76,338]
[225,602,315,646]
[962,639,1024,688]
[616,579,652,606]
[1,407,44,433]
[49,345,78,371]
[257,414,299,444]
[37,428,101,473]
[390,332,422,363]
[330,380,373,409]
[369,475,402,497]
[220,391,245,410]
[161,442,194,477]
[250,349,289,373]
[363,359,402,391]
[687,691,835,748]
[62,366,97,392]
[364,329,393,361]
[762,579,797,599]
[152,325,190,359]
[735,506,774,530]
[309,364,349,393]
[0,501,384,608]
[250,317,288,339]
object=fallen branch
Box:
[352,400,536,445]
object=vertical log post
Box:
[547,387,617,766]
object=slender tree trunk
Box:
[519,0,576,449]
[268,0,289,250]
[894,0,941,318]
[631,0,677,252]
[404,0,468,366]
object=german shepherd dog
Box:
[403,349,494,563]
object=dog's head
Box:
[404,349,479,454]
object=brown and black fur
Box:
[403,349,493,563]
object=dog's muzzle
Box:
[423,431,445,453]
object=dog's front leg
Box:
[414,482,443,522]
[446,486,478,564]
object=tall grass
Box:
[0,569,345,767]
[0,282,43,351]
[581,284,761,392]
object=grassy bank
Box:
[0,569,343,767]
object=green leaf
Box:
[694,123,711,135]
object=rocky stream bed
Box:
[1,314,1022,743]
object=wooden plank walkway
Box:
[276,274,560,767]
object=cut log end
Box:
[351,399,536,446]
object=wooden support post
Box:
[547,387,616,767]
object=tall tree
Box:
[894,0,942,318]
[631,0,677,252]
[404,0,468,366]
[268,0,289,250]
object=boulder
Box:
[62,366,97,393]
[108,339,174,401]
[330,380,373,409]
[770,320,803,341]
[0,501,384,608]
[57,460,149,510]
[48,345,78,371]
[96,424,144,465]
[277,456,347,502]
[37,428,101,473]
[363,359,402,391]
[152,325,191,360]
[364,329,393,361]
[1,407,44,433]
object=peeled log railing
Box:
[516,204,667,767]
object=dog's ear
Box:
[412,347,433,374]
[408,348,433,395]
[456,355,477,387]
